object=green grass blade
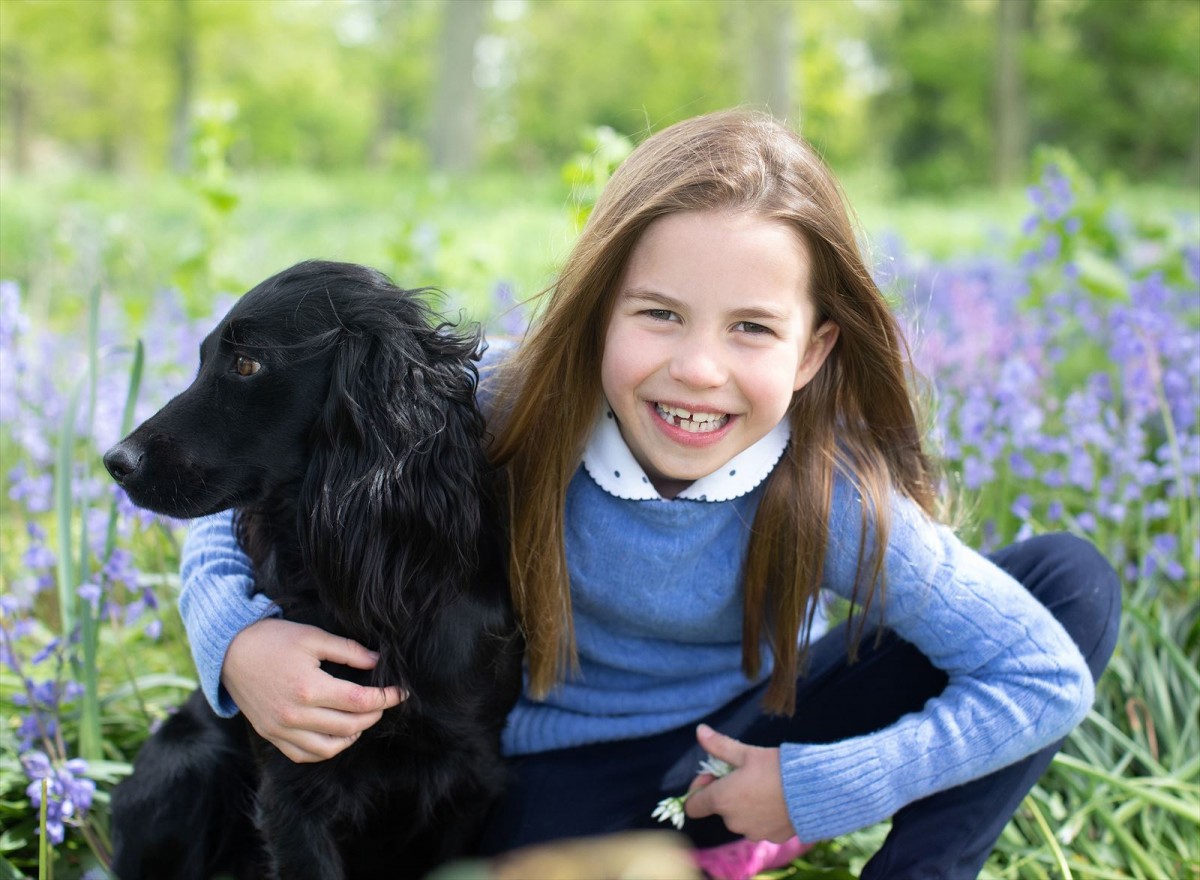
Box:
[104,339,144,558]
[38,778,48,880]
[54,380,84,637]
[75,282,106,760]
[1092,805,1160,878]
[1129,605,1200,694]
[1053,753,1200,821]
[1023,793,1073,879]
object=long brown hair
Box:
[487,110,938,713]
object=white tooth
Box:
[656,403,729,431]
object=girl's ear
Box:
[794,320,839,392]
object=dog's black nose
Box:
[103,442,144,485]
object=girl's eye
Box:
[734,321,772,335]
[235,356,262,377]
[645,309,678,322]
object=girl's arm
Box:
[179,513,403,762]
[773,479,1094,843]
[178,512,279,713]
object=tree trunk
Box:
[743,0,795,121]
[994,0,1033,188]
[368,0,405,168]
[430,0,487,173]
[3,49,31,173]
[169,0,195,173]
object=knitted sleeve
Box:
[778,477,1094,843]
[177,511,280,716]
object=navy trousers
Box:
[479,534,1122,879]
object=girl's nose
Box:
[667,344,727,389]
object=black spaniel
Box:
[103,261,522,879]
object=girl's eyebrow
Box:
[730,305,790,324]
[621,287,683,309]
[622,287,790,324]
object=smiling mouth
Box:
[654,403,731,434]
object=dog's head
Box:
[103,260,485,526]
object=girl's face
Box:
[601,210,838,498]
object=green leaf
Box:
[1075,251,1130,301]
[0,854,24,880]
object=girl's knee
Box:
[1023,533,1121,679]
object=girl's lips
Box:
[646,400,735,446]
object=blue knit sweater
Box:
[177,372,1094,845]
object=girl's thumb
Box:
[697,723,744,767]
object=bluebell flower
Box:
[1011,494,1034,520]
[30,641,59,666]
[77,582,102,613]
[21,751,95,846]
[21,542,56,571]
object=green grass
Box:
[0,168,577,327]
[6,165,1196,325]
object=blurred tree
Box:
[496,0,740,165]
[169,0,195,173]
[0,0,169,171]
[871,0,1199,193]
[200,0,374,168]
[1,0,1195,188]
[430,0,487,172]
[362,0,440,170]
[742,0,796,120]
[0,43,31,173]
[993,0,1032,188]
[869,0,995,193]
[790,2,876,168]
[1028,0,1200,183]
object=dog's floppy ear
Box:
[299,317,489,641]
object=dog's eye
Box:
[235,356,262,377]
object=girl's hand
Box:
[222,618,405,763]
[683,724,797,843]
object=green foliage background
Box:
[1,2,1198,879]
[1,0,1197,184]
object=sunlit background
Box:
[1,2,1198,878]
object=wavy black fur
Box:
[103,261,522,880]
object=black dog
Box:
[103,261,522,879]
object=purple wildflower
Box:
[22,751,96,846]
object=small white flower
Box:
[698,756,733,779]
[652,795,688,830]
[651,752,735,829]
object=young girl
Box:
[178,110,1121,878]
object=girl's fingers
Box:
[306,629,385,671]
[276,730,363,764]
[287,706,383,739]
[223,619,406,763]
[317,678,406,715]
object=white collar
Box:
[581,404,791,502]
